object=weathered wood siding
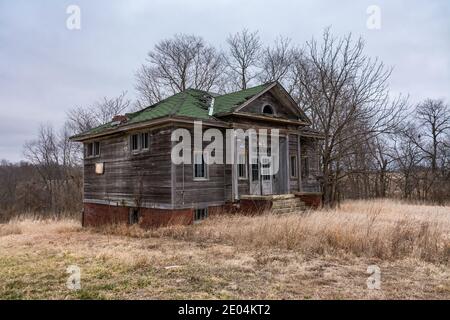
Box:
[173,127,229,208]
[84,126,173,208]
[241,91,299,120]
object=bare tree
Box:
[23,124,83,215]
[293,28,407,206]
[23,124,62,213]
[402,99,450,202]
[258,36,295,90]
[135,34,224,107]
[415,99,450,173]
[225,29,261,90]
[66,91,131,135]
[392,126,424,199]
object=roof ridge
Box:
[215,82,273,98]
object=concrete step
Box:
[272,199,303,206]
[271,197,306,214]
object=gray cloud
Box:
[0,0,449,162]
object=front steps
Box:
[239,194,306,214]
[271,194,306,214]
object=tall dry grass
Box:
[0,217,81,237]
[3,200,450,264]
[143,199,450,263]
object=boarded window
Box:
[290,155,298,178]
[193,151,207,179]
[194,208,208,222]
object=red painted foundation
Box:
[83,203,193,228]
[83,194,322,229]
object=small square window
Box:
[194,208,208,222]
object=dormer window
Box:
[262,105,274,115]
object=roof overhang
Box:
[217,111,309,126]
[69,116,230,142]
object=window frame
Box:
[130,134,140,153]
[193,151,208,180]
[290,155,298,179]
[130,132,151,154]
[85,141,100,159]
[129,208,140,225]
[93,141,100,156]
[140,132,149,150]
[237,152,248,180]
[262,104,275,115]
[194,208,208,223]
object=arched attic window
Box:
[262,105,274,115]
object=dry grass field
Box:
[0,199,449,299]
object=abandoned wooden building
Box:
[71,82,323,227]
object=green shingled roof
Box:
[75,83,272,138]
[213,83,271,115]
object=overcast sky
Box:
[0,0,449,162]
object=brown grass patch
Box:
[1,199,449,299]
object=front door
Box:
[260,155,273,195]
